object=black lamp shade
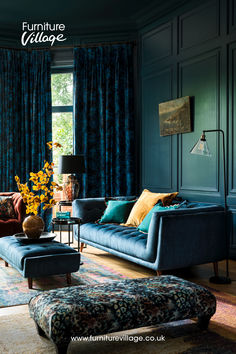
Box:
[58,155,85,174]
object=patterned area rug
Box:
[206,287,236,341]
[0,256,235,353]
[0,311,235,353]
[0,255,127,307]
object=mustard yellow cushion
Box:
[121,189,178,227]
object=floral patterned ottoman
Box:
[29,275,216,354]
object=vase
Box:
[63,174,80,201]
[23,215,45,239]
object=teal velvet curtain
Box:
[0,49,52,228]
[73,44,135,198]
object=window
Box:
[51,70,73,184]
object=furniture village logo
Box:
[21,22,67,46]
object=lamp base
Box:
[209,276,231,284]
[63,174,80,201]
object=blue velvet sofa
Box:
[73,197,228,273]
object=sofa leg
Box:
[156,270,162,276]
[4,261,8,267]
[213,262,219,277]
[80,242,85,252]
[66,273,71,285]
[28,277,33,289]
[35,322,47,338]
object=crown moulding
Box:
[0,0,195,47]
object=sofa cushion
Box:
[80,223,153,261]
[0,197,17,219]
[105,196,137,204]
[122,189,178,227]
[0,219,23,237]
[99,200,136,223]
[138,203,180,233]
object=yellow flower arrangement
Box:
[15,142,63,215]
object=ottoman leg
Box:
[4,261,8,267]
[197,315,211,329]
[55,342,70,354]
[28,277,33,289]
[66,273,71,285]
[34,322,70,354]
[34,322,47,338]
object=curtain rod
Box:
[0,40,137,51]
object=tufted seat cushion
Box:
[80,223,153,261]
[0,237,77,270]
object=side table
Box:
[58,200,72,211]
[52,217,81,252]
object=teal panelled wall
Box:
[139,0,236,258]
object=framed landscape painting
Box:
[158,96,192,136]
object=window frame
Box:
[51,67,73,115]
[51,67,74,169]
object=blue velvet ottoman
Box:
[0,236,80,289]
[29,275,216,354]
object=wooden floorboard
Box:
[82,245,236,296]
[58,231,236,295]
[0,232,235,317]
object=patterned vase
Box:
[23,215,45,239]
[63,175,80,201]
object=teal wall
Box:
[139,0,236,258]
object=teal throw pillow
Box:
[138,203,179,233]
[99,200,136,224]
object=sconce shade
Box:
[190,134,211,156]
[58,155,85,174]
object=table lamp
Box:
[58,155,85,201]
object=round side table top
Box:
[58,200,73,206]
[52,217,81,225]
